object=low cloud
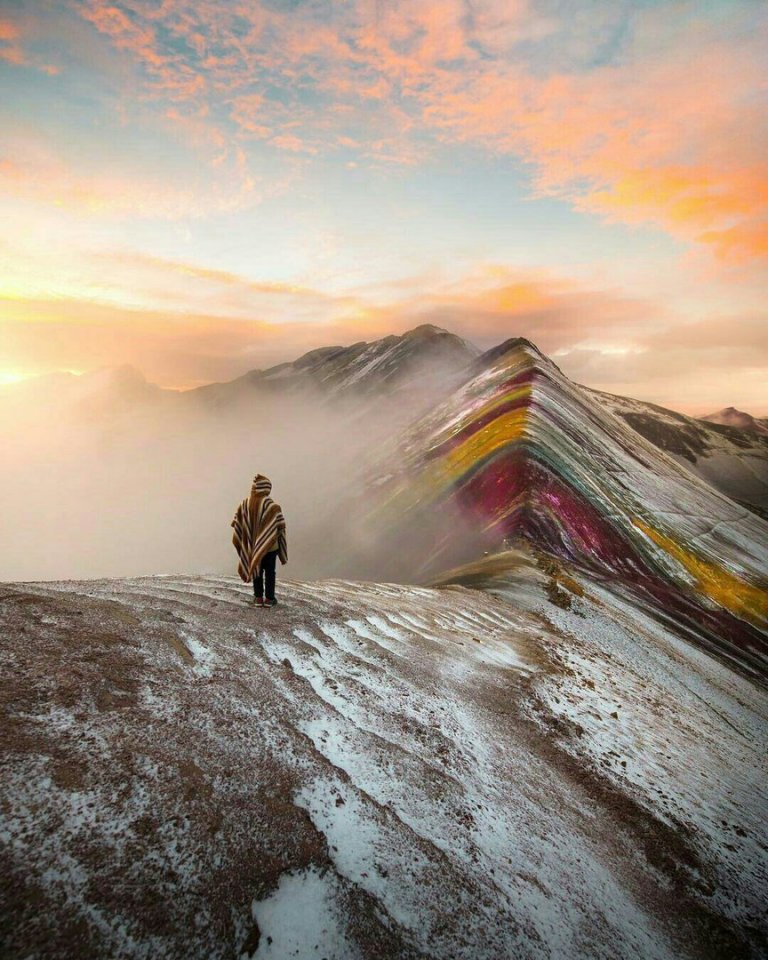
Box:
[0,260,657,385]
[556,314,768,414]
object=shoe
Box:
[263,598,277,608]
[254,596,264,606]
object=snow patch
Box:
[248,866,358,960]
[180,632,217,676]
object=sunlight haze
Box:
[1,0,766,412]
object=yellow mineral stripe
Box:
[372,405,530,521]
[633,519,768,627]
[438,407,528,483]
[459,382,532,434]
[423,381,532,458]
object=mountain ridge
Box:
[186,323,478,404]
[353,340,767,678]
[2,326,764,448]
[587,388,768,513]
[1,324,766,587]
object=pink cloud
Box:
[20,1,761,261]
[0,134,292,219]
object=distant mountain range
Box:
[587,391,768,516]
[3,324,766,510]
[189,323,477,404]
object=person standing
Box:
[231,474,288,607]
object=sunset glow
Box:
[1,0,766,411]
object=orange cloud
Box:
[0,19,18,40]
[700,221,768,265]
[107,254,656,358]
[0,17,23,64]
[81,1,205,99]
[0,258,659,388]
[14,1,765,259]
[88,250,351,322]
[269,135,318,155]
[0,298,274,388]
[399,267,658,354]
[110,253,320,296]
[417,19,768,262]
[0,13,58,72]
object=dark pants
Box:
[253,550,278,601]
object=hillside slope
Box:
[2,572,767,959]
[588,391,768,514]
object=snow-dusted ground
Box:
[467,557,768,938]
[1,571,766,959]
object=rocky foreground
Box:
[1,568,766,959]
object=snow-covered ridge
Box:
[2,571,767,959]
[188,323,477,406]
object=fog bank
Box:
[0,364,462,584]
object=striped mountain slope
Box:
[359,340,768,678]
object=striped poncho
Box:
[231,474,288,581]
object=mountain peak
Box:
[474,336,559,376]
[701,407,768,435]
[83,364,150,389]
[402,323,451,339]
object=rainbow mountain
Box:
[357,339,768,680]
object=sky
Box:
[1,0,766,414]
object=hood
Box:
[251,474,272,498]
